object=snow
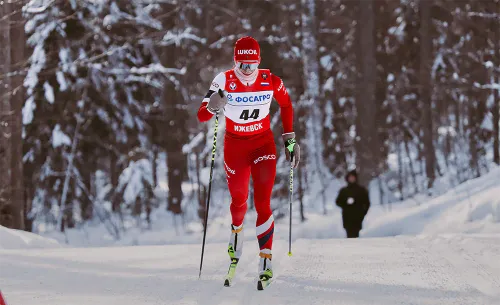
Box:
[466,12,500,19]
[24,44,46,95]
[43,81,55,103]
[22,97,36,125]
[320,55,333,71]
[438,125,457,136]
[128,63,186,75]
[388,20,406,42]
[0,225,60,250]
[2,168,500,304]
[431,53,446,78]
[1,236,498,304]
[23,0,55,14]
[56,71,68,91]
[323,76,334,92]
[182,132,205,153]
[51,124,71,148]
[28,165,500,250]
[364,166,500,237]
[118,159,153,205]
[481,112,493,131]
[162,28,206,46]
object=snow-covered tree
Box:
[22,0,180,231]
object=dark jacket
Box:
[336,179,370,230]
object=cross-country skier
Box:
[197,36,300,289]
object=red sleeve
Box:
[197,101,214,122]
[271,74,294,134]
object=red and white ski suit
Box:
[197,69,294,251]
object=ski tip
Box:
[288,252,292,257]
[257,281,264,291]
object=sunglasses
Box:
[237,62,259,71]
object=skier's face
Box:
[236,61,259,75]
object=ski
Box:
[257,274,273,290]
[256,267,273,290]
[223,258,239,287]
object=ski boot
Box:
[224,224,243,287]
[257,250,273,290]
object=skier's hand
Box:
[283,132,300,169]
[207,89,227,114]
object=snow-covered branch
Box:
[182,132,205,154]
[134,0,178,4]
[123,75,163,89]
[105,2,162,30]
[23,0,55,14]
[130,64,186,75]
[209,34,237,49]
[160,28,206,46]
[466,12,500,19]
[90,63,185,75]
[473,82,500,91]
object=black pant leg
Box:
[346,228,359,238]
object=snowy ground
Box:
[1,168,500,304]
[1,235,499,305]
[0,225,60,250]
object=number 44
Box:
[239,109,260,120]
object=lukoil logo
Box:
[234,94,271,103]
[254,154,276,164]
[237,49,257,55]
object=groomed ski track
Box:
[1,236,499,305]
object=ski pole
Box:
[288,154,294,257]
[199,90,223,278]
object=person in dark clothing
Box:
[335,170,370,238]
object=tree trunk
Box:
[0,0,13,227]
[396,131,404,201]
[355,0,378,188]
[162,9,187,215]
[494,86,499,165]
[419,0,436,189]
[58,119,82,232]
[378,177,384,206]
[9,0,26,230]
[404,136,418,194]
[152,147,158,188]
[195,151,205,221]
[468,100,481,178]
[110,154,121,212]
